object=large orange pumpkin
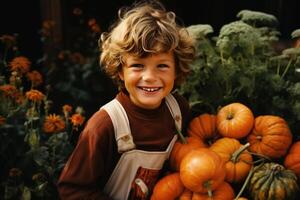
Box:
[209,137,253,183]
[284,140,300,178]
[247,115,293,159]
[180,148,226,193]
[192,181,235,200]
[150,172,184,200]
[216,102,254,139]
[187,113,220,145]
[169,136,207,171]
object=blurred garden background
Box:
[1,0,300,199]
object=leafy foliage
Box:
[0,35,85,200]
[179,10,300,137]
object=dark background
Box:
[1,0,299,61]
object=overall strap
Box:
[101,99,136,153]
[165,94,182,131]
[101,94,182,153]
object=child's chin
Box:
[139,98,162,109]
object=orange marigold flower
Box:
[0,84,17,97]
[43,114,65,134]
[57,51,66,60]
[0,115,6,126]
[91,24,101,33]
[70,52,86,65]
[9,56,31,74]
[26,89,45,102]
[9,168,23,177]
[88,18,96,27]
[63,104,72,113]
[73,8,82,16]
[42,20,55,30]
[26,70,43,87]
[70,113,85,126]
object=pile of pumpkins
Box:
[151,102,300,200]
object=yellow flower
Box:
[9,56,31,74]
[26,70,43,87]
[25,89,45,102]
[70,113,85,127]
[43,114,65,134]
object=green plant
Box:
[0,36,85,199]
[39,9,116,117]
[179,10,300,136]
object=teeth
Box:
[142,87,159,92]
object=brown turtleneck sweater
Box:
[57,91,190,199]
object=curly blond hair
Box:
[99,0,195,88]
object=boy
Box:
[57,0,195,199]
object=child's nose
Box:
[142,68,157,82]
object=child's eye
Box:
[158,64,169,68]
[130,64,143,68]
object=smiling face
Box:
[119,51,176,109]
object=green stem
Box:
[281,59,293,79]
[231,143,250,163]
[234,161,265,200]
[204,181,213,198]
[276,60,281,75]
[234,165,254,200]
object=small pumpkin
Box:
[150,172,184,200]
[216,102,254,139]
[248,162,299,200]
[187,113,220,145]
[180,148,226,193]
[247,115,293,159]
[192,181,235,200]
[178,188,193,200]
[284,141,300,178]
[209,137,253,183]
[169,136,206,171]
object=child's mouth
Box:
[139,87,161,92]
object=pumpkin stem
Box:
[204,181,213,198]
[234,162,265,200]
[226,112,234,120]
[175,123,187,144]
[231,142,250,163]
[249,152,271,162]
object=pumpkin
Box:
[150,172,184,200]
[209,137,253,183]
[284,141,300,178]
[216,102,254,139]
[248,162,299,200]
[169,136,207,171]
[247,115,293,159]
[178,188,193,200]
[187,113,220,145]
[180,148,226,193]
[192,181,235,200]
